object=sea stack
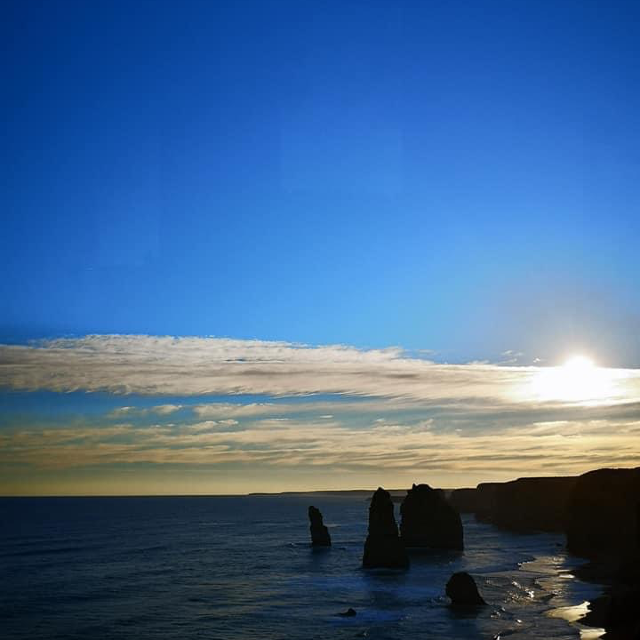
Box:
[446,572,486,606]
[400,483,463,550]
[308,506,331,546]
[362,487,409,569]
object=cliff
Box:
[566,467,640,561]
[449,477,576,532]
[567,467,640,639]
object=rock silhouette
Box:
[581,586,640,639]
[400,483,463,550]
[471,482,501,523]
[566,467,640,639]
[337,608,357,617]
[566,467,640,559]
[362,487,409,569]
[477,477,577,532]
[448,488,479,514]
[446,572,486,606]
[308,506,331,546]
[448,476,578,533]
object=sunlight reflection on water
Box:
[546,600,605,640]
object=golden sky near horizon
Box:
[1,337,639,495]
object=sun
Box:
[562,355,596,371]
[527,353,614,404]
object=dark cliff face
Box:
[467,482,503,524]
[446,469,638,549]
[308,506,331,546]
[362,487,409,569]
[448,488,479,514]
[567,468,640,640]
[566,467,640,561]
[473,477,577,532]
[400,483,463,550]
[446,468,640,638]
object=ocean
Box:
[0,495,604,639]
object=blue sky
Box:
[2,1,640,494]
[3,0,639,364]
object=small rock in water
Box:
[338,607,357,617]
[446,571,487,606]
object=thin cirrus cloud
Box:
[1,334,639,401]
[107,404,183,418]
[2,416,639,478]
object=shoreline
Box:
[510,544,608,639]
[544,559,608,640]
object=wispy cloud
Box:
[2,415,639,478]
[1,335,639,492]
[2,335,638,403]
[107,404,183,418]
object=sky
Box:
[1,0,639,495]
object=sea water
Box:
[0,496,604,639]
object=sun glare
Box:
[563,355,596,371]
[527,354,615,404]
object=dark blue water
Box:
[0,496,604,639]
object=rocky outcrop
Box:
[473,482,502,523]
[581,586,640,640]
[450,470,636,537]
[362,487,409,569]
[308,506,331,546]
[445,572,486,606]
[566,468,640,640]
[474,476,577,532]
[400,483,463,550]
[448,488,480,513]
[566,467,640,560]
[444,468,639,637]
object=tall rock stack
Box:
[308,506,331,546]
[400,483,463,550]
[362,487,409,568]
